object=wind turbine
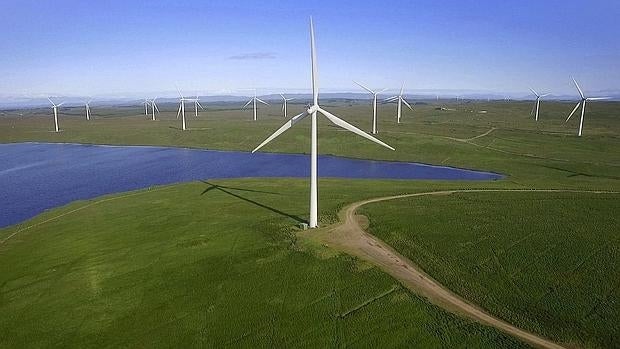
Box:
[384,83,413,124]
[47,97,64,132]
[354,81,386,134]
[142,99,150,116]
[280,94,295,118]
[243,90,269,121]
[528,88,550,121]
[565,78,610,136]
[192,96,205,117]
[150,98,160,121]
[252,18,394,229]
[176,89,191,130]
[84,99,92,121]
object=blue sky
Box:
[1,0,619,98]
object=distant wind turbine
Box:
[143,99,150,116]
[529,88,550,121]
[243,90,269,121]
[354,81,387,134]
[150,98,160,121]
[47,97,64,132]
[252,18,394,229]
[384,83,413,124]
[565,78,610,136]
[84,99,92,121]
[280,94,295,118]
[176,88,191,130]
[192,96,205,117]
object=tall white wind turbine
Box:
[176,89,191,130]
[243,90,269,121]
[192,96,205,117]
[354,81,386,134]
[528,88,549,121]
[143,99,150,116]
[565,78,610,137]
[84,99,92,121]
[384,83,413,124]
[47,97,64,132]
[150,98,160,121]
[280,94,295,118]
[252,18,394,229]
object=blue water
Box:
[0,142,501,228]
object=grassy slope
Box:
[1,100,619,347]
[360,191,620,348]
[0,180,525,348]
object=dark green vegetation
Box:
[1,99,619,347]
[0,180,526,348]
[360,191,620,348]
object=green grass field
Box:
[1,99,619,347]
[360,191,620,348]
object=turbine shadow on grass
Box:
[200,181,306,224]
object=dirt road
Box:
[315,189,617,349]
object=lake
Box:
[0,142,502,228]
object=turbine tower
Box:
[84,99,92,121]
[47,97,64,133]
[354,81,386,134]
[565,78,610,137]
[243,90,269,121]
[529,88,550,121]
[280,94,295,118]
[252,18,394,229]
[384,83,413,124]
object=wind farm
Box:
[1,2,619,349]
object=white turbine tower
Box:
[84,99,92,121]
[565,78,610,137]
[150,98,160,121]
[354,81,386,134]
[243,90,269,121]
[529,88,549,121]
[384,83,413,124]
[252,18,394,229]
[176,89,191,130]
[280,94,295,118]
[47,97,64,133]
[192,96,205,117]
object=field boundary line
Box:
[0,187,170,245]
[313,188,619,349]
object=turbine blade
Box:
[377,88,388,94]
[280,93,285,100]
[47,97,55,106]
[177,103,182,118]
[252,111,309,153]
[383,96,398,102]
[530,102,536,116]
[400,82,404,96]
[318,107,395,151]
[529,87,539,97]
[572,77,585,99]
[565,102,581,122]
[243,99,253,109]
[256,98,269,105]
[281,103,285,112]
[586,97,611,101]
[56,102,65,107]
[402,98,413,110]
[154,103,160,112]
[310,17,318,105]
[353,80,374,94]
[540,93,551,97]
[197,101,205,109]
